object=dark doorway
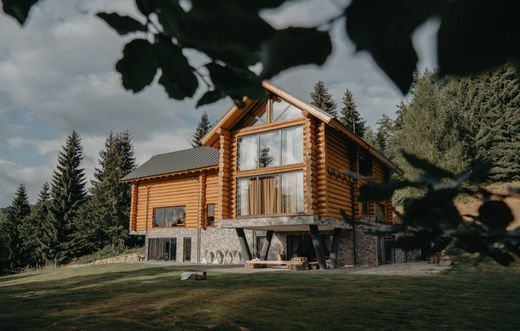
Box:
[287,234,330,261]
[148,238,177,261]
[183,237,192,262]
[378,235,395,264]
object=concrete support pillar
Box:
[261,230,274,260]
[309,225,327,269]
[236,228,252,262]
[329,228,342,269]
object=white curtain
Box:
[282,171,304,213]
[238,135,258,170]
[282,126,303,165]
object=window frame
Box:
[237,125,304,172]
[152,205,187,228]
[236,170,304,218]
[206,203,216,226]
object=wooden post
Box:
[236,228,252,261]
[309,225,327,270]
[261,230,274,261]
[329,228,342,269]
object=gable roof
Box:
[201,81,402,174]
[122,146,219,182]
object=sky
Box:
[0,0,438,206]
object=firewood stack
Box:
[289,257,308,270]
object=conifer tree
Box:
[45,131,86,264]
[3,184,31,270]
[25,183,50,266]
[375,114,393,153]
[339,89,366,136]
[388,70,467,179]
[74,131,137,254]
[363,128,379,149]
[310,81,337,117]
[192,112,212,147]
[442,63,520,181]
[0,212,8,274]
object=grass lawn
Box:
[0,262,519,330]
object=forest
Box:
[0,64,519,274]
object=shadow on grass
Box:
[0,263,519,330]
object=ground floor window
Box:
[153,206,186,227]
[183,237,192,262]
[148,238,177,261]
[237,170,304,216]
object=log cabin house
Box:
[122,82,413,268]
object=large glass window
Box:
[154,206,186,227]
[259,131,280,168]
[238,135,258,171]
[148,238,177,261]
[237,171,303,216]
[281,171,304,213]
[271,99,301,122]
[282,126,303,165]
[238,126,303,171]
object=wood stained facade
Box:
[125,82,400,233]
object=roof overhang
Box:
[121,165,219,184]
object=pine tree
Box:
[339,89,366,136]
[26,183,50,266]
[363,128,379,149]
[442,63,520,181]
[74,131,137,255]
[45,131,87,264]
[192,112,212,147]
[310,81,337,117]
[375,114,394,153]
[3,184,31,270]
[388,70,467,179]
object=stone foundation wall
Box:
[145,228,284,264]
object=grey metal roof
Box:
[122,146,219,181]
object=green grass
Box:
[0,262,519,330]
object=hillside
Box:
[456,182,520,229]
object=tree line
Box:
[309,65,520,186]
[0,131,139,274]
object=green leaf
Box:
[155,38,198,100]
[359,181,415,202]
[115,39,158,93]
[206,63,265,101]
[2,0,38,25]
[402,151,455,179]
[478,200,514,232]
[196,89,225,108]
[437,1,518,76]
[345,0,443,94]
[96,12,146,35]
[260,27,332,79]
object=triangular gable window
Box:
[271,97,302,122]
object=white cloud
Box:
[0,0,437,206]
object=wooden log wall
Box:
[198,173,207,227]
[372,158,393,221]
[129,184,138,231]
[134,175,200,231]
[217,129,232,219]
[325,126,353,219]
[317,122,328,215]
[303,112,319,214]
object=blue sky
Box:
[0,0,437,206]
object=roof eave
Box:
[121,165,219,184]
